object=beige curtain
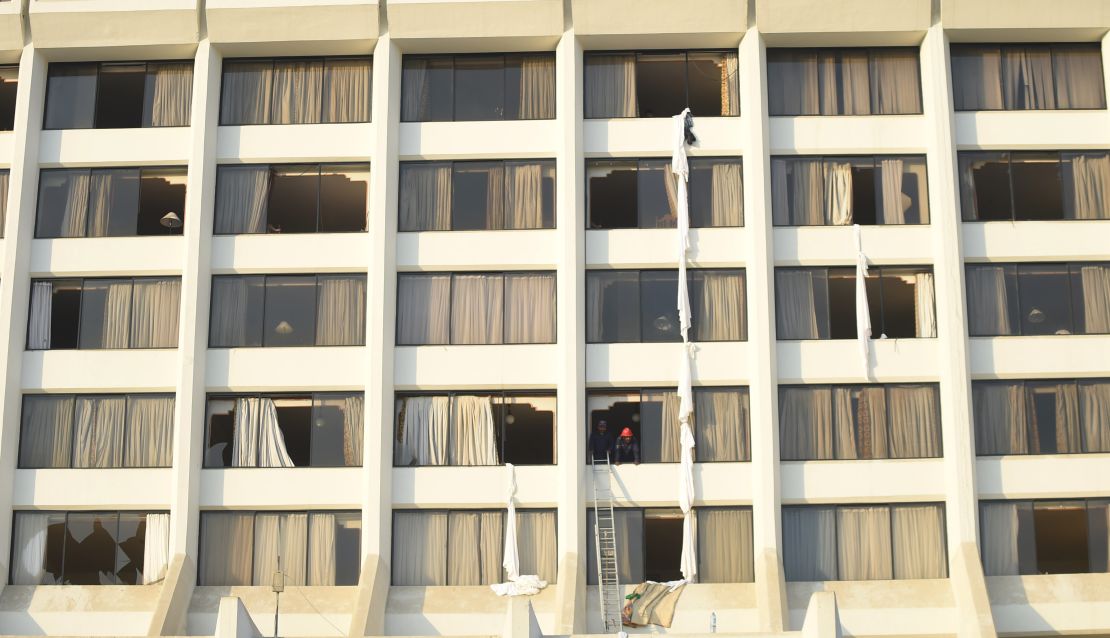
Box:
[914,273,937,338]
[1063,152,1110,219]
[322,58,371,123]
[783,507,836,581]
[1080,382,1110,453]
[342,395,364,467]
[396,395,451,466]
[694,389,749,462]
[878,159,906,224]
[393,511,448,585]
[973,383,1027,455]
[1080,265,1110,333]
[721,53,740,116]
[220,61,273,125]
[966,266,1013,336]
[28,281,53,350]
[210,277,255,347]
[980,502,1019,576]
[504,273,555,343]
[130,278,181,348]
[144,62,193,127]
[58,170,91,238]
[585,55,636,118]
[215,166,269,234]
[448,511,503,585]
[870,50,921,114]
[837,506,892,580]
[449,395,499,466]
[307,513,336,585]
[253,513,308,586]
[451,274,504,344]
[517,510,556,582]
[86,170,127,237]
[199,513,254,585]
[271,60,323,124]
[697,508,753,583]
[396,274,451,345]
[1053,47,1107,109]
[401,59,431,121]
[519,55,555,119]
[824,161,853,225]
[504,162,550,229]
[892,504,946,579]
[90,280,133,349]
[820,50,870,115]
[691,270,745,341]
[316,276,366,346]
[780,387,833,460]
[776,270,820,339]
[888,385,941,458]
[772,159,823,226]
[125,395,174,467]
[1038,383,1082,453]
[12,513,50,585]
[399,163,452,231]
[953,46,1003,110]
[651,390,682,463]
[72,396,125,468]
[709,161,743,226]
[20,396,74,468]
[1002,47,1056,109]
[769,51,819,115]
[834,387,888,460]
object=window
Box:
[399,160,555,231]
[771,156,929,225]
[27,277,181,350]
[0,65,18,131]
[209,274,366,347]
[220,57,372,125]
[19,394,174,469]
[9,511,170,585]
[966,262,1110,336]
[35,168,187,238]
[959,151,1110,221]
[214,164,369,234]
[44,61,192,129]
[394,392,554,466]
[779,384,940,461]
[587,269,746,343]
[587,158,743,229]
[586,387,750,463]
[973,379,1110,456]
[204,393,363,468]
[0,170,10,238]
[775,267,936,340]
[783,504,947,581]
[199,511,361,585]
[396,272,556,345]
[981,499,1110,575]
[584,50,739,118]
[392,509,557,585]
[952,44,1106,111]
[767,48,922,116]
[402,53,554,122]
[587,507,754,584]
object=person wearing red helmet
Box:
[613,426,640,465]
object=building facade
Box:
[0,0,1108,636]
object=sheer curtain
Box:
[396,396,450,466]
[504,163,548,229]
[271,60,323,124]
[776,270,820,339]
[691,270,745,341]
[952,46,1003,110]
[870,50,921,114]
[126,395,174,467]
[254,513,308,586]
[210,277,254,346]
[820,51,870,115]
[783,507,836,581]
[94,280,133,349]
[517,511,556,582]
[316,276,366,346]
[448,511,503,585]
[824,161,853,225]
[396,274,450,345]
[1063,152,1110,219]
[220,61,273,125]
[322,58,371,123]
[308,513,336,585]
[200,513,254,585]
[915,273,937,338]
[87,170,125,237]
[1080,265,1110,333]
[143,63,193,127]
[769,51,818,115]
[710,162,743,226]
[399,163,452,231]
[1002,47,1056,109]
[343,395,364,467]
[585,55,636,118]
[451,274,503,344]
[143,513,171,584]
[695,389,748,462]
[28,281,53,350]
[1080,382,1110,453]
[215,166,269,234]
[892,505,946,579]
[888,385,940,458]
[519,56,555,119]
[966,266,1013,335]
[401,59,430,122]
[504,273,555,343]
[232,397,294,468]
[780,387,833,460]
[59,170,91,238]
[981,502,1020,575]
[697,508,753,583]
[72,396,125,468]
[11,513,50,585]
[834,387,887,459]
[837,507,892,580]
[449,395,499,466]
[1053,47,1107,109]
[652,390,682,463]
[393,511,447,585]
[973,383,1027,455]
[19,396,73,468]
[130,278,181,348]
[772,159,823,226]
[1041,383,1081,453]
[879,159,906,224]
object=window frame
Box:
[965,261,1110,337]
[978,498,1106,575]
[766,47,925,117]
[34,166,189,239]
[43,60,194,131]
[951,43,1108,113]
[399,52,557,123]
[218,56,374,126]
[958,150,1110,222]
[583,49,741,120]
[972,378,1110,457]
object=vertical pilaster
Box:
[738,26,787,633]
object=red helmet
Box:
[620,427,634,437]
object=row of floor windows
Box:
[20,262,1110,350]
[22,44,1109,133]
[17,379,1110,469]
[18,150,1110,239]
[10,500,1109,586]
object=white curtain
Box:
[504,162,550,229]
[397,274,451,345]
[322,58,371,123]
[516,510,556,582]
[199,513,254,585]
[316,276,366,346]
[232,397,294,468]
[392,511,447,585]
[518,56,555,119]
[854,225,871,369]
[709,161,743,226]
[401,59,432,121]
[981,502,1020,576]
[396,396,451,466]
[1063,152,1110,219]
[143,513,171,584]
[820,50,870,115]
[29,281,53,350]
[1054,47,1107,109]
[585,55,636,118]
[825,162,853,225]
[12,513,50,585]
[449,395,499,466]
[1002,47,1056,109]
[953,46,1003,110]
[771,159,823,226]
[697,508,753,583]
[95,280,133,349]
[776,270,820,339]
[86,170,126,237]
[58,170,91,238]
[780,387,833,460]
[694,389,748,462]
[253,513,308,586]
[72,396,125,468]
[837,506,892,580]
[870,50,922,114]
[399,163,452,231]
[215,166,269,234]
[448,511,503,585]
[892,505,946,579]
[783,507,836,581]
[308,513,336,585]
[888,385,941,458]
[974,383,1027,455]
[914,273,937,338]
[691,270,745,342]
[1080,265,1110,334]
[967,266,1013,336]
[504,273,555,343]
[220,61,273,125]
[126,395,174,467]
[130,278,181,348]
[144,63,193,127]
[451,274,504,344]
[1081,382,1110,453]
[879,159,906,224]
[271,60,323,124]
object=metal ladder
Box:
[592,454,622,633]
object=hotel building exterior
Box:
[0,0,1107,637]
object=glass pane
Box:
[637,159,677,228]
[818,50,871,115]
[640,390,679,463]
[586,271,640,343]
[1017,264,1073,335]
[204,398,235,467]
[959,152,1012,221]
[95,63,145,128]
[89,169,141,238]
[1011,153,1064,220]
[768,50,819,116]
[45,63,97,129]
[784,507,837,581]
[827,268,857,340]
[220,60,273,125]
[19,395,75,468]
[267,165,319,233]
[636,53,687,118]
[115,513,146,585]
[44,280,82,349]
[333,513,362,585]
[452,162,504,230]
[264,276,317,346]
[687,52,737,116]
[884,156,930,224]
[689,158,742,227]
[504,54,555,120]
[79,280,133,349]
[401,57,453,122]
[640,270,680,342]
[137,169,187,236]
[499,395,555,465]
[41,512,68,585]
[36,169,91,238]
[63,513,120,585]
[454,55,505,121]
[587,509,643,584]
[310,394,362,467]
[951,45,1003,111]
[319,164,369,232]
[775,268,830,340]
[0,66,18,131]
[210,276,265,348]
[321,58,372,124]
[587,160,638,229]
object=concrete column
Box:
[151,37,222,636]
[553,23,586,636]
[919,22,996,638]
[737,27,788,634]
[353,24,402,637]
[0,43,46,595]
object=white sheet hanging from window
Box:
[143,513,171,584]
[503,464,519,580]
[853,225,871,370]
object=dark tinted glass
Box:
[46,280,82,349]
[637,160,676,228]
[0,66,18,131]
[264,276,316,346]
[640,271,680,342]
[687,52,728,116]
[643,510,684,581]
[586,271,640,342]
[311,394,356,466]
[93,169,141,237]
[500,396,555,465]
[319,165,369,232]
[1017,264,1073,335]
[452,162,503,230]
[454,55,505,121]
[1011,154,1064,220]
[960,153,1012,221]
[45,64,97,129]
[36,170,89,238]
[95,64,145,128]
[402,57,453,122]
[267,166,319,233]
[63,513,119,585]
[826,268,857,339]
[688,158,743,227]
[334,513,362,585]
[849,159,878,225]
[587,160,637,229]
[78,279,132,349]
[636,53,686,118]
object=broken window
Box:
[587,158,743,229]
[952,43,1106,111]
[768,48,922,116]
[399,160,555,231]
[972,379,1110,455]
[771,155,929,225]
[959,151,1110,221]
[27,277,181,350]
[401,53,554,122]
[44,61,193,129]
[981,499,1110,575]
[585,50,739,118]
[965,262,1110,336]
[36,168,187,238]
[213,163,370,234]
[220,57,371,125]
[0,65,18,131]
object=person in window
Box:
[589,419,616,464]
[613,427,640,465]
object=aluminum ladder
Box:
[592,454,622,633]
